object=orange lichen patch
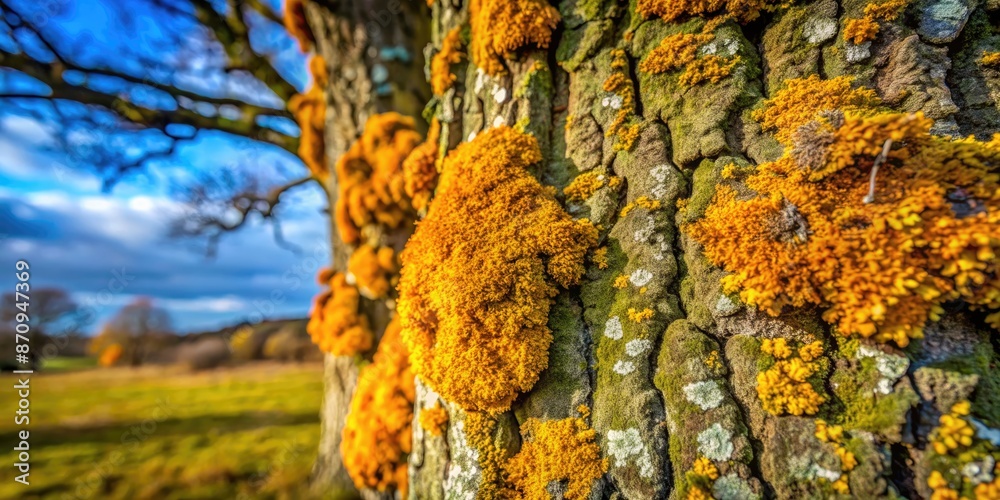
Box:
[627,307,655,322]
[98,343,123,367]
[307,272,374,355]
[431,27,465,95]
[753,75,881,145]
[288,55,329,179]
[592,247,609,270]
[283,0,313,52]
[335,113,423,244]
[863,0,909,20]
[689,105,1000,345]
[680,55,740,86]
[640,33,715,74]
[843,17,880,44]
[636,0,767,23]
[981,51,1000,68]
[620,196,663,217]
[604,49,641,151]
[843,0,909,45]
[927,470,960,500]
[348,244,398,299]
[402,118,441,212]
[342,316,414,498]
[564,170,621,201]
[756,338,826,416]
[397,126,597,413]
[930,401,974,455]
[419,404,449,436]
[468,0,560,76]
[504,417,608,500]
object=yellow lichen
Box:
[704,350,722,370]
[930,401,975,455]
[419,404,449,437]
[684,456,720,500]
[402,118,442,212]
[720,163,739,179]
[864,0,910,20]
[688,103,1000,345]
[636,0,768,23]
[752,75,881,145]
[431,27,464,95]
[843,17,880,44]
[348,244,398,299]
[504,417,608,499]
[639,33,715,74]
[981,51,1000,68]
[604,49,641,151]
[613,274,630,289]
[620,196,663,217]
[342,316,414,498]
[288,55,328,179]
[843,0,909,45]
[592,247,609,269]
[397,126,598,413]
[283,0,313,52]
[756,338,826,416]
[680,55,740,86]
[627,307,655,322]
[469,0,560,76]
[307,271,374,355]
[335,113,423,245]
[565,170,620,201]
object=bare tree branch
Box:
[0,50,299,153]
[172,175,316,257]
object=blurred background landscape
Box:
[0,0,334,497]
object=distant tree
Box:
[89,297,174,366]
[1,287,83,335]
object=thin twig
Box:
[863,138,893,204]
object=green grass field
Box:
[0,361,325,499]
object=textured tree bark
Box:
[303,0,430,496]
[400,0,1000,499]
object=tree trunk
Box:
[303,0,430,496]
[403,1,1000,499]
[305,0,1000,498]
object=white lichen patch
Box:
[697,422,734,461]
[467,131,478,142]
[629,268,654,287]
[962,455,996,485]
[491,84,507,104]
[714,295,740,316]
[601,94,623,109]
[858,345,909,395]
[444,419,481,500]
[846,42,872,63]
[638,449,655,478]
[713,474,760,500]
[803,17,837,44]
[650,164,672,200]
[474,68,486,94]
[652,233,669,261]
[614,360,636,375]
[492,115,505,128]
[808,463,842,482]
[684,380,724,410]
[634,215,655,242]
[626,339,652,357]
[606,428,643,467]
[605,316,623,340]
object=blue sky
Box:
[0,0,330,333]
